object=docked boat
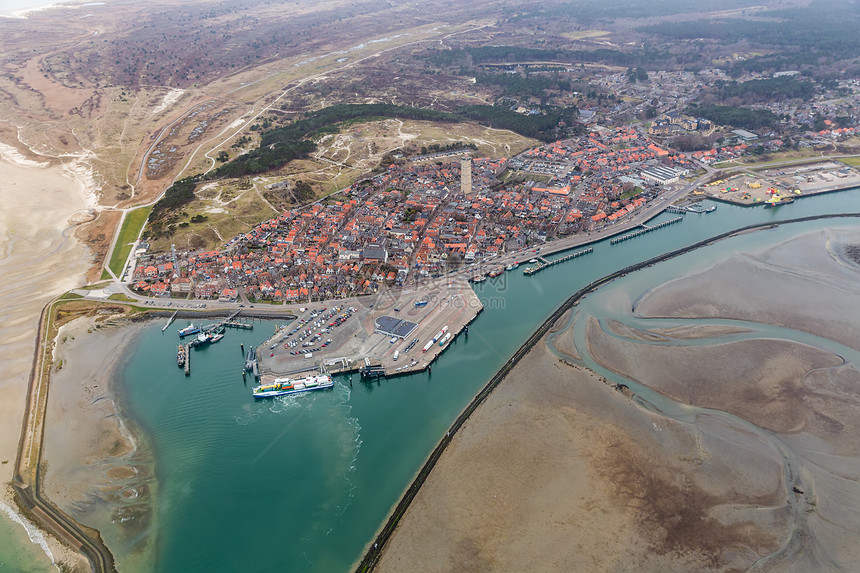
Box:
[470,275,487,283]
[192,331,211,346]
[488,269,503,278]
[252,374,334,399]
[211,332,224,343]
[505,262,519,271]
[177,345,186,367]
[178,324,200,337]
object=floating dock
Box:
[244,347,258,377]
[523,247,593,275]
[610,216,683,245]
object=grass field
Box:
[108,206,152,277]
[108,293,136,302]
[562,30,609,40]
[840,156,860,166]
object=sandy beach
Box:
[377,225,860,572]
[0,145,95,568]
[42,315,156,572]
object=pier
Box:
[184,344,191,375]
[222,320,254,330]
[610,216,683,245]
[162,311,178,332]
[523,247,593,275]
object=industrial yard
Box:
[703,161,860,206]
[256,277,483,381]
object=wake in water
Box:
[0,502,57,570]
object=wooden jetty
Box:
[523,247,593,276]
[610,216,683,245]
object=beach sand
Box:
[377,226,860,572]
[42,315,156,572]
[0,149,95,569]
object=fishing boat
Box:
[177,345,186,367]
[505,262,519,271]
[252,374,334,399]
[488,269,503,278]
[470,275,487,283]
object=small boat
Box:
[529,258,537,263]
[488,269,503,278]
[177,346,186,367]
[210,332,224,343]
[505,262,519,271]
[470,275,487,283]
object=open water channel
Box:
[105,190,860,571]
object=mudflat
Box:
[377,226,860,572]
[42,316,156,572]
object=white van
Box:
[393,351,400,361]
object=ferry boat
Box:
[505,262,519,271]
[177,345,186,367]
[252,374,334,399]
[178,324,200,337]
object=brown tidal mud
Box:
[377,227,860,572]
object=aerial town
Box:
[128,128,693,302]
[6,1,860,572]
[128,120,859,305]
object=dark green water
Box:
[117,192,860,572]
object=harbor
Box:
[257,278,483,381]
[40,190,860,573]
[170,309,262,376]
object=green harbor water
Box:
[112,191,860,572]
